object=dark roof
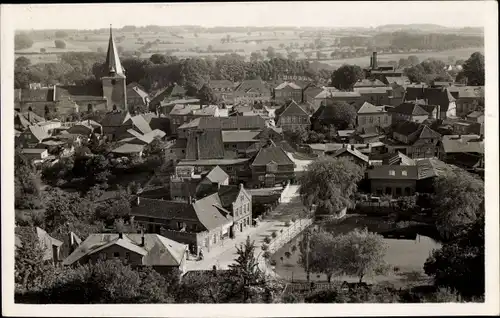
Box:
[404,86,427,101]
[196,116,267,130]
[209,80,235,89]
[418,125,441,139]
[150,84,187,106]
[234,79,269,94]
[149,117,170,134]
[331,146,369,163]
[252,144,294,166]
[424,88,456,111]
[100,111,130,127]
[367,165,419,180]
[218,185,241,208]
[186,130,225,160]
[55,85,103,101]
[392,121,421,136]
[389,102,429,116]
[354,79,386,87]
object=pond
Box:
[269,216,441,286]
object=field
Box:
[15,28,483,68]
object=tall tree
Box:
[15,33,34,50]
[298,230,339,282]
[335,228,388,283]
[460,52,485,86]
[299,157,365,216]
[197,84,218,106]
[331,64,364,91]
[323,101,357,130]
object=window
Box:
[395,188,402,196]
[401,170,407,176]
[99,253,107,260]
[125,252,130,261]
[113,252,120,258]
[369,117,373,123]
[111,79,117,85]
[389,170,396,176]
[112,104,117,111]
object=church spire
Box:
[105,24,125,77]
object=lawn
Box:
[269,215,441,288]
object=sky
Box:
[5,1,490,30]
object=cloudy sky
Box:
[6,2,490,30]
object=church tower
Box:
[102,25,127,112]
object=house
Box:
[327,91,363,108]
[448,86,484,117]
[440,134,484,170]
[222,130,261,154]
[130,193,233,255]
[218,184,253,237]
[354,87,393,106]
[62,232,189,275]
[17,125,50,148]
[367,165,419,197]
[67,120,103,136]
[209,80,236,103]
[275,100,311,132]
[466,111,485,124]
[126,82,150,113]
[233,79,272,104]
[388,102,434,123]
[178,116,267,138]
[169,104,219,135]
[273,82,303,103]
[364,52,404,82]
[302,84,325,105]
[99,111,132,141]
[353,79,386,88]
[356,102,391,131]
[251,143,295,187]
[386,121,442,159]
[164,138,187,164]
[15,227,64,266]
[351,126,384,144]
[424,87,457,119]
[329,145,370,167]
[385,76,410,87]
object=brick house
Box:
[275,100,311,132]
[62,233,189,275]
[218,184,253,237]
[356,102,391,131]
[273,82,303,103]
[386,121,442,158]
[130,194,233,255]
[251,143,295,187]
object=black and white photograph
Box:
[1,2,498,317]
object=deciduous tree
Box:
[331,64,364,91]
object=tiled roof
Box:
[127,84,149,100]
[186,130,225,160]
[205,166,229,183]
[55,85,104,101]
[337,130,355,137]
[416,158,450,180]
[252,144,294,166]
[197,116,267,130]
[27,125,50,141]
[404,86,427,101]
[330,91,361,98]
[209,80,235,89]
[63,233,188,266]
[130,115,153,134]
[442,135,484,154]
[177,158,249,166]
[141,112,158,124]
[353,79,386,87]
[354,87,392,94]
[275,81,302,90]
[385,76,410,86]
[448,86,484,99]
[235,79,269,93]
[15,88,54,102]
[151,84,188,106]
[330,146,369,163]
[418,125,441,139]
[392,121,421,136]
[221,130,260,143]
[192,105,218,116]
[357,102,386,114]
[217,185,241,208]
[105,28,125,76]
[277,100,309,118]
[389,102,429,116]
[425,88,456,111]
[380,152,416,166]
[367,165,419,180]
[111,143,145,154]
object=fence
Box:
[257,218,313,276]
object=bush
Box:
[264,236,271,244]
[291,217,296,222]
[271,231,277,239]
[263,251,271,259]
[270,259,277,266]
[54,40,66,49]
[261,244,268,251]
[285,220,291,227]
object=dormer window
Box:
[401,170,407,176]
[389,170,396,176]
[111,79,117,85]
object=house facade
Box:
[273,82,303,103]
[275,100,311,132]
[251,144,295,187]
[218,184,253,237]
[356,102,392,131]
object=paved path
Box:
[185,219,283,271]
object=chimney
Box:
[118,232,123,239]
[135,196,140,206]
[370,56,373,69]
[372,52,378,69]
[351,145,355,150]
[140,229,145,246]
[240,183,244,190]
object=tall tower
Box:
[102,25,127,112]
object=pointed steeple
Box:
[105,25,125,77]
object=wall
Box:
[370,179,416,197]
[85,244,144,265]
[102,76,127,111]
[357,113,391,130]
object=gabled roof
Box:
[385,76,410,86]
[380,152,416,166]
[425,87,456,111]
[275,81,302,90]
[15,227,62,261]
[205,166,229,184]
[129,115,152,134]
[442,135,484,154]
[418,125,441,139]
[234,79,269,94]
[15,111,46,128]
[330,91,361,98]
[353,79,386,87]
[127,84,149,100]
[221,130,260,143]
[353,87,392,94]
[389,102,429,116]
[63,233,188,266]
[330,146,369,163]
[131,193,232,231]
[357,102,386,114]
[252,144,294,166]
[105,27,125,77]
[277,100,310,118]
[392,120,422,136]
[416,158,451,180]
[196,116,267,130]
[209,79,235,89]
[111,143,145,154]
[27,125,50,142]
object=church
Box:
[14,27,149,118]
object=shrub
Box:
[271,231,277,239]
[270,259,277,266]
[263,251,271,259]
[264,236,271,244]
[291,217,296,222]
[54,40,66,49]
[285,220,291,227]
[261,244,268,251]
